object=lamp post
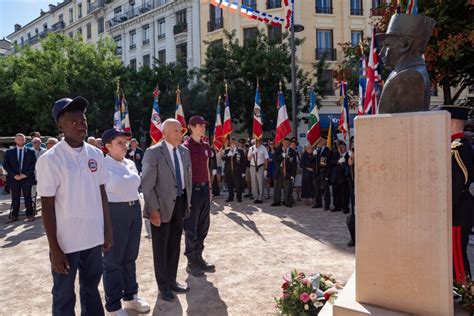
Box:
[290,21,304,139]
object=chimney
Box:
[14,24,21,32]
[49,4,56,11]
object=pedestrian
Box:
[101,129,150,315]
[26,131,47,149]
[125,138,144,174]
[87,136,97,146]
[330,141,350,213]
[36,96,113,315]
[300,144,315,206]
[222,138,246,202]
[3,133,37,223]
[210,147,221,197]
[439,103,474,282]
[141,119,193,302]
[265,141,276,199]
[96,138,107,156]
[272,138,297,207]
[313,137,331,210]
[183,116,216,276]
[291,140,302,202]
[46,137,59,150]
[346,139,356,247]
[32,137,47,159]
[242,140,253,198]
[247,138,269,204]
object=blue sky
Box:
[0,0,53,39]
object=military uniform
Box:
[272,145,297,207]
[222,146,246,202]
[313,145,331,209]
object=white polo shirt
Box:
[36,141,108,254]
[248,145,269,166]
[104,155,140,203]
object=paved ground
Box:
[1,194,473,315]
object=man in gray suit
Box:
[142,119,193,302]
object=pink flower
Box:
[281,293,289,299]
[300,292,310,303]
[309,293,317,302]
[302,279,311,286]
[283,275,291,283]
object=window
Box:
[69,8,73,23]
[129,30,136,49]
[87,0,91,13]
[35,28,39,35]
[350,0,363,15]
[130,58,137,70]
[243,0,257,10]
[158,49,166,64]
[176,43,187,65]
[86,23,92,39]
[142,24,150,44]
[157,0,167,6]
[322,70,334,95]
[114,35,122,55]
[58,14,64,22]
[20,37,24,45]
[77,27,82,37]
[315,0,332,14]
[143,54,150,68]
[78,3,83,18]
[351,31,363,45]
[114,5,122,15]
[43,23,48,31]
[98,17,104,34]
[208,5,223,32]
[211,39,224,47]
[243,27,258,45]
[176,9,187,25]
[268,25,282,43]
[27,32,31,39]
[69,32,73,37]
[158,18,166,39]
[316,29,335,60]
[266,0,281,9]
[371,0,384,15]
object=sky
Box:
[0,0,53,39]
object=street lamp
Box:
[290,22,304,139]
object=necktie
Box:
[173,148,183,196]
[18,149,23,173]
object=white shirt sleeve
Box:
[98,154,109,186]
[36,156,60,197]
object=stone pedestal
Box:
[329,112,454,315]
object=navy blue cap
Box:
[101,129,126,144]
[189,116,209,126]
[52,96,89,123]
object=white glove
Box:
[313,149,317,156]
[338,157,345,164]
[129,150,135,156]
[212,169,217,176]
[242,174,246,178]
[282,152,287,158]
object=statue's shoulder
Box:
[392,68,425,81]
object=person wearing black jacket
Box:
[125,138,144,174]
[271,138,297,207]
[313,137,331,210]
[222,139,246,202]
[329,141,350,213]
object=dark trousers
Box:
[333,181,350,211]
[314,172,330,207]
[348,178,355,213]
[151,194,186,292]
[273,173,293,206]
[184,185,210,261]
[226,172,242,201]
[52,245,104,316]
[10,178,33,217]
[103,201,142,312]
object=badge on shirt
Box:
[88,159,98,172]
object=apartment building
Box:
[105,0,201,69]
[0,39,11,57]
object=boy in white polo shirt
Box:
[36,97,113,316]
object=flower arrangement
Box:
[454,279,474,312]
[275,270,343,315]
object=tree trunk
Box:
[442,79,452,105]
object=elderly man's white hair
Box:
[161,118,182,133]
[87,136,96,142]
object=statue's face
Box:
[379,36,403,70]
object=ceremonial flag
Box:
[150,87,163,144]
[120,95,131,133]
[338,81,349,140]
[306,88,321,146]
[252,87,263,139]
[275,89,292,144]
[113,89,121,130]
[406,0,418,15]
[358,56,367,115]
[327,119,337,150]
[175,87,187,135]
[213,98,224,151]
[222,90,233,139]
[363,29,380,115]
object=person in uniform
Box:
[183,116,216,276]
[313,137,331,210]
[222,138,246,202]
[271,138,297,207]
[247,138,269,204]
[125,138,144,174]
[439,102,474,283]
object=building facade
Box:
[105,0,201,69]
[0,39,11,57]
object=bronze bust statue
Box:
[377,14,436,114]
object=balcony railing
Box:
[130,43,136,49]
[115,47,122,55]
[207,18,223,32]
[315,48,337,61]
[27,35,39,45]
[51,21,65,32]
[173,23,187,35]
[350,8,363,15]
[315,6,333,14]
[143,39,150,45]
[266,0,281,9]
[108,1,165,28]
[39,29,50,38]
[158,33,165,39]
[87,0,105,14]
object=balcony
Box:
[27,35,39,45]
[158,33,165,39]
[173,23,187,35]
[130,44,136,49]
[39,29,50,38]
[350,8,363,15]
[266,0,281,9]
[207,18,223,32]
[51,21,65,32]
[115,47,122,55]
[87,0,105,14]
[315,6,333,14]
[143,39,150,45]
[108,2,157,28]
[315,48,337,61]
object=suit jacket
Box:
[141,141,192,223]
[222,147,246,176]
[273,146,297,179]
[3,147,37,186]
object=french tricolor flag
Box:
[275,90,292,145]
[229,1,238,12]
[211,0,221,6]
[219,0,230,9]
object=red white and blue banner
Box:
[113,90,121,130]
[275,89,291,144]
[358,56,367,115]
[363,29,381,115]
[150,87,163,144]
[252,86,263,139]
[213,98,224,151]
[120,96,131,133]
[175,87,187,135]
[406,0,418,15]
[223,92,233,140]
[211,0,286,27]
[338,81,350,140]
[306,87,321,146]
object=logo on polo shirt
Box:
[88,159,98,172]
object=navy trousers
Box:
[51,245,104,316]
[103,201,142,312]
[184,184,210,261]
[10,178,33,217]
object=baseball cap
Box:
[188,116,209,126]
[52,96,89,123]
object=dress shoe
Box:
[270,202,281,207]
[312,204,322,209]
[342,209,350,214]
[237,199,242,202]
[225,198,233,202]
[243,193,252,198]
[186,262,205,277]
[171,283,190,293]
[330,208,341,212]
[197,255,216,272]
[254,200,263,204]
[347,240,355,247]
[6,217,19,224]
[159,290,175,302]
[324,206,330,211]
